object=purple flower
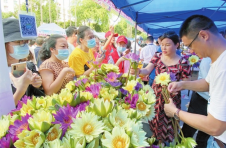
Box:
[130,94,139,109]
[125,94,139,109]
[0,134,11,148]
[125,52,139,62]
[120,88,128,95]
[135,82,143,91]
[105,72,119,83]
[8,114,31,140]
[82,78,89,84]
[152,145,160,148]
[75,80,82,87]
[85,83,101,98]
[125,94,131,104]
[52,104,79,138]
[109,81,122,87]
[75,101,90,112]
[193,62,200,68]
[169,72,177,82]
[12,95,31,112]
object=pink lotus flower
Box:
[125,94,139,109]
[12,95,31,113]
[8,114,31,141]
[0,134,11,148]
[125,52,139,62]
[52,104,79,138]
[85,83,101,98]
[105,72,119,83]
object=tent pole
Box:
[134,22,137,54]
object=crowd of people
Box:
[3,14,226,148]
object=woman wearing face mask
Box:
[68,26,104,77]
[3,18,43,105]
[39,35,75,95]
[131,31,191,145]
[112,35,128,73]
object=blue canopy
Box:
[110,0,226,38]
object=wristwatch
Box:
[174,109,180,120]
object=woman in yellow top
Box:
[69,26,104,77]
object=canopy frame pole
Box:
[134,22,137,54]
[134,12,138,54]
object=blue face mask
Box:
[117,47,126,53]
[10,44,30,60]
[55,49,69,60]
[87,38,96,48]
[138,40,141,44]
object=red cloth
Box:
[102,44,124,73]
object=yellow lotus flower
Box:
[142,91,156,105]
[123,80,137,93]
[43,139,64,148]
[14,130,30,148]
[87,98,114,117]
[24,130,45,148]
[0,118,10,138]
[2,114,19,125]
[59,89,73,105]
[130,122,149,147]
[69,112,105,142]
[65,81,76,92]
[28,110,53,132]
[102,126,130,148]
[136,101,151,117]
[45,124,62,142]
[155,72,171,86]
[142,105,156,123]
[143,85,155,94]
[45,96,53,109]
[189,55,199,65]
[36,97,47,109]
[101,64,120,73]
[80,91,93,101]
[101,92,114,102]
[109,87,118,98]
[109,109,130,129]
[20,100,35,116]
[100,88,109,96]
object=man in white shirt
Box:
[65,26,77,62]
[164,15,226,147]
[140,36,158,68]
[131,36,143,56]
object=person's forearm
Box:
[181,79,209,92]
[115,58,123,66]
[103,35,113,50]
[179,111,226,136]
[83,67,95,77]
[14,88,27,105]
[45,71,67,95]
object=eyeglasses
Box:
[186,25,213,49]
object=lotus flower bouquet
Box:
[0,64,158,148]
[154,72,197,148]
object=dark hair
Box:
[39,34,65,61]
[179,15,218,39]
[146,36,154,42]
[77,26,90,44]
[66,26,77,37]
[36,36,44,46]
[219,31,225,37]
[161,31,180,45]
[29,39,35,46]
[158,35,162,39]
[126,40,131,49]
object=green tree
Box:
[71,0,110,32]
[2,12,18,19]
[19,0,59,26]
